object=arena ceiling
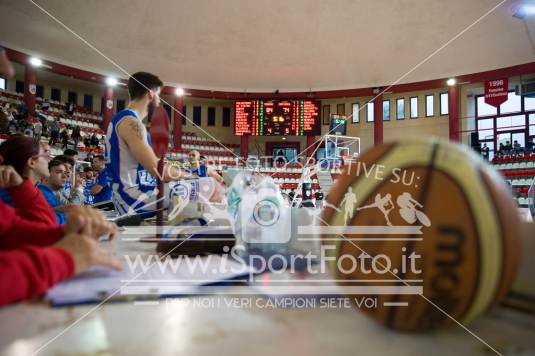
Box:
[1,0,535,92]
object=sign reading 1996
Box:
[484,78,509,108]
[234,100,321,136]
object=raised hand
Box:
[0,165,23,189]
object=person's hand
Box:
[65,206,118,240]
[208,179,225,203]
[54,233,122,274]
[0,165,23,188]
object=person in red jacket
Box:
[0,165,122,306]
[0,135,56,225]
[0,45,122,306]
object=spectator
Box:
[86,149,95,164]
[53,154,85,206]
[0,110,8,134]
[8,121,17,135]
[0,136,51,185]
[90,133,99,148]
[66,102,75,116]
[83,167,96,205]
[33,119,43,142]
[0,45,121,306]
[63,148,79,162]
[61,129,70,150]
[481,143,490,160]
[84,167,96,182]
[83,135,92,148]
[49,119,60,146]
[16,102,28,118]
[71,125,81,145]
[37,159,70,224]
[0,165,121,306]
[6,106,15,122]
[513,140,522,155]
[90,155,112,204]
[41,120,49,139]
[505,140,512,155]
[0,136,51,212]
[23,124,33,138]
[526,141,535,154]
[275,149,286,166]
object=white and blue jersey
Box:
[184,164,208,177]
[105,109,217,220]
[105,109,159,218]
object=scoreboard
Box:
[234,100,321,136]
[329,114,347,135]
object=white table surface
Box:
[1,236,534,356]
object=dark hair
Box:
[54,155,75,167]
[48,159,65,170]
[63,148,78,157]
[0,135,40,175]
[83,166,93,173]
[128,72,163,101]
[94,155,105,161]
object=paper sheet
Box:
[47,255,255,306]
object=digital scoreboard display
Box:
[234,100,321,136]
[329,114,347,135]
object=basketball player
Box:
[185,150,224,184]
[105,72,219,219]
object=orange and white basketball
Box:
[321,138,522,331]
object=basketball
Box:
[321,138,522,331]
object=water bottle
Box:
[227,172,291,259]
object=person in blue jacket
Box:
[89,155,112,204]
[37,159,68,224]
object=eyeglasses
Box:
[32,150,51,160]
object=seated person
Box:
[0,164,121,306]
[90,155,112,204]
[63,148,79,163]
[80,166,95,181]
[0,136,52,212]
[185,150,224,184]
[53,154,85,205]
[106,72,222,219]
[37,159,70,224]
[83,167,96,205]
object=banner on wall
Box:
[484,78,508,108]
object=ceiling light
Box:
[513,3,535,19]
[106,77,118,87]
[447,78,456,86]
[29,57,43,67]
[175,88,185,96]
